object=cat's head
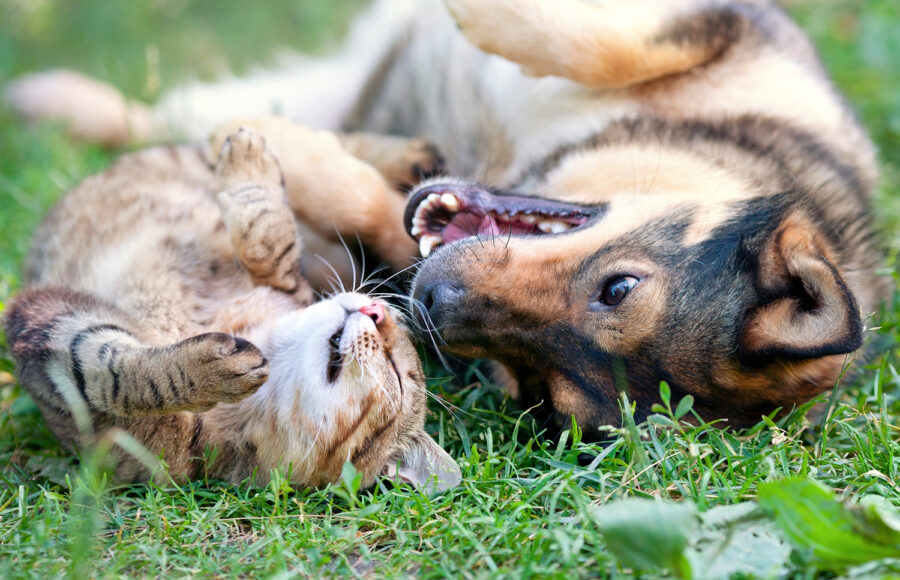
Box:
[254,292,460,492]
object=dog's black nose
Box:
[412,280,464,330]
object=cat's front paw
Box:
[216,128,284,191]
[177,332,270,407]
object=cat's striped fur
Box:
[4,128,459,490]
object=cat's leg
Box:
[215,125,439,289]
[445,0,748,89]
[211,118,418,270]
[3,287,269,482]
[3,288,269,425]
[215,129,313,304]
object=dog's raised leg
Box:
[4,1,417,146]
[446,0,745,88]
[338,133,446,191]
[211,117,418,271]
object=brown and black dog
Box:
[399,0,889,435]
[6,0,890,439]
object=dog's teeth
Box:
[419,237,432,257]
[519,214,538,224]
[411,217,428,237]
[416,195,438,215]
[537,220,568,234]
[548,221,568,233]
[440,193,459,212]
[419,235,442,258]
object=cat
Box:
[3,125,460,491]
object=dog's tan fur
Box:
[5,0,889,437]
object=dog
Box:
[5,0,889,439]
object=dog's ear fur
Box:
[740,213,862,363]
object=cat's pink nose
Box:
[359,302,386,326]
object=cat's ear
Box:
[384,431,461,493]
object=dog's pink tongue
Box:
[443,213,500,243]
[477,214,500,237]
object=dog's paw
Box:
[445,0,517,44]
[216,128,284,191]
[445,0,548,72]
[444,0,476,27]
[396,140,446,190]
[5,69,145,146]
[176,333,270,407]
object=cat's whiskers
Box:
[360,259,422,296]
[296,415,326,468]
[313,254,347,296]
[363,290,452,372]
[333,230,359,292]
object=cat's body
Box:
[5,128,460,490]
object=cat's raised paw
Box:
[216,129,284,191]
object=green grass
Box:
[1,1,899,577]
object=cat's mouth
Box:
[405,181,599,257]
[326,326,344,383]
[323,303,399,389]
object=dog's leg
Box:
[338,133,446,191]
[4,1,416,146]
[446,0,746,88]
[211,117,417,271]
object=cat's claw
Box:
[176,332,270,408]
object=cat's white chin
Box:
[255,292,396,395]
[240,293,402,468]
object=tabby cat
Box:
[3,125,460,491]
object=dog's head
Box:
[405,123,875,438]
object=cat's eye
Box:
[597,275,639,307]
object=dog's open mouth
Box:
[404,181,597,257]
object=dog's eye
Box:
[599,276,639,307]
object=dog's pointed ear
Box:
[383,431,461,494]
[740,214,862,364]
